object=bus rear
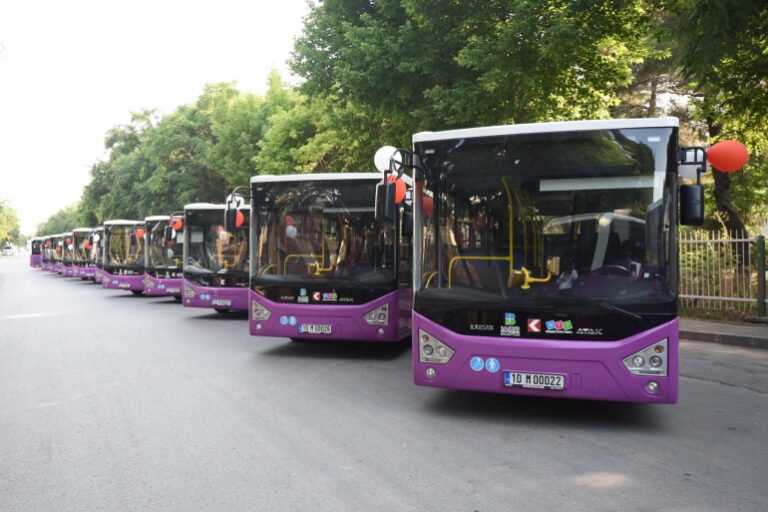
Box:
[62,232,75,277]
[182,204,250,312]
[406,118,682,403]
[144,215,184,299]
[248,174,411,342]
[102,220,146,294]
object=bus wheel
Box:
[131,290,143,296]
[214,308,229,314]
[173,296,182,303]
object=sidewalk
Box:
[680,318,768,350]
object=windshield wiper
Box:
[596,301,642,321]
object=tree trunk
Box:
[707,119,748,235]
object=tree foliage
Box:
[0,201,23,244]
[35,1,767,235]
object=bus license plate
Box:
[504,372,566,391]
[212,299,232,306]
[299,324,332,334]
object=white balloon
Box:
[285,225,298,239]
[218,230,229,241]
[166,248,175,259]
[93,234,101,242]
[374,145,399,173]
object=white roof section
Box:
[184,203,225,211]
[413,117,679,143]
[73,227,93,233]
[145,215,170,222]
[251,172,382,184]
[103,219,144,226]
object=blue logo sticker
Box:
[504,312,516,326]
[299,288,307,297]
[279,316,288,325]
[288,316,297,326]
[470,356,485,372]
[546,320,556,331]
[485,358,500,373]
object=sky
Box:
[0,0,310,234]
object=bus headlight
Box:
[364,304,389,325]
[183,283,196,298]
[623,339,668,377]
[251,300,272,321]
[419,329,455,364]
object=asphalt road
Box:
[1,255,767,512]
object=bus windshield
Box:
[31,240,42,255]
[184,208,249,286]
[251,179,397,302]
[147,219,183,272]
[105,224,145,269]
[414,127,676,338]
[63,234,74,264]
[73,231,90,264]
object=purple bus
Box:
[182,203,250,313]
[143,214,184,300]
[102,220,146,294]
[40,236,53,271]
[72,228,96,279]
[51,234,65,274]
[377,117,701,403]
[30,237,42,269]
[247,174,412,342]
[92,227,105,283]
[61,232,76,277]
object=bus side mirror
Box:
[680,184,704,226]
[401,210,413,237]
[164,226,175,242]
[375,182,397,223]
[225,208,238,232]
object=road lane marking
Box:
[0,312,68,320]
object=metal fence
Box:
[679,230,767,316]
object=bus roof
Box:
[103,220,144,226]
[73,227,93,233]
[145,215,170,221]
[412,117,680,144]
[184,203,224,211]
[250,172,383,184]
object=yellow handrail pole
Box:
[501,177,515,287]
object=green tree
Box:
[0,201,23,244]
[35,204,82,236]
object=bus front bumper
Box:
[412,313,678,403]
[248,290,407,342]
[143,274,182,297]
[102,270,145,292]
[182,280,248,311]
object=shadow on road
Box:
[423,390,665,431]
[261,339,410,361]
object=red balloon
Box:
[84,241,92,250]
[707,140,749,172]
[66,238,71,245]
[171,218,183,231]
[135,228,145,239]
[422,196,434,217]
[55,246,61,252]
[384,174,407,204]
[284,215,295,226]
[235,210,245,228]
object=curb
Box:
[680,330,768,350]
